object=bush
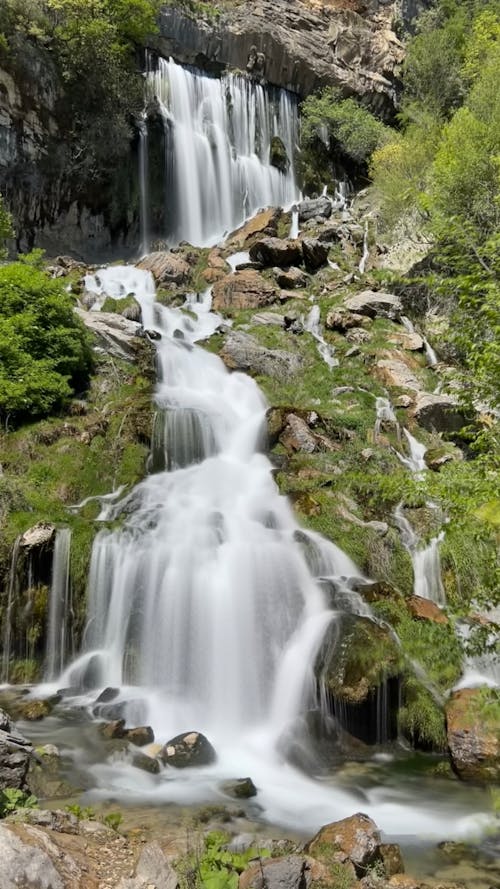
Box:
[0,263,93,423]
[0,194,13,258]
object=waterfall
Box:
[397,428,427,474]
[142,56,300,246]
[138,118,150,255]
[1,536,21,682]
[304,305,338,368]
[289,206,299,239]
[45,528,72,681]
[394,505,446,606]
[358,221,369,274]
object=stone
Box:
[280,414,318,454]
[8,808,78,834]
[76,307,142,359]
[375,358,422,392]
[221,777,257,799]
[251,311,285,327]
[221,331,302,379]
[424,446,462,472]
[132,752,161,775]
[99,719,126,740]
[407,596,448,625]
[160,731,216,768]
[411,393,466,433]
[325,308,368,332]
[446,688,500,782]
[0,824,64,889]
[317,224,342,243]
[239,854,313,889]
[301,238,329,270]
[227,208,280,247]
[0,730,32,791]
[20,523,55,550]
[345,327,371,344]
[135,841,178,889]
[298,197,332,222]
[249,237,302,268]
[212,270,278,311]
[275,266,308,289]
[0,709,11,733]
[389,331,425,352]
[95,687,120,703]
[395,395,413,408]
[306,812,381,876]
[379,844,405,877]
[18,699,51,721]
[124,726,154,747]
[137,250,191,285]
[344,290,402,319]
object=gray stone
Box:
[160,731,216,768]
[239,854,312,889]
[20,523,55,549]
[0,730,32,791]
[301,238,329,270]
[0,824,64,889]
[75,308,142,359]
[222,777,257,799]
[221,331,302,380]
[411,393,466,433]
[0,709,11,733]
[132,752,161,775]
[344,290,402,319]
[298,197,333,222]
[249,237,302,268]
[7,808,78,835]
[136,841,178,889]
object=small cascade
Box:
[304,305,338,368]
[1,536,21,682]
[374,396,426,473]
[289,206,299,239]
[397,428,427,474]
[138,117,150,255]
[226,251,250,273]
[358,222,369,274]
[455,614,500,690]
[45,528,72,681]
[401,315,438,368]
[142,56,300,246]
[394,505,446,606]
[374,397,399,440]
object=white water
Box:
[289,207,299,239]
[401,315,438,368]
[41,267,497,840]
[138,117,150,255]
[374,397,398,439]
[143,57,299,246]
[226,251,250,273]
[394,506,446,606]
[1,536,21,682]
[397,428,427,475]
[45,529,72,681]
[304,305,338,369]
[358,221,369,274]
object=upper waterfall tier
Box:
[142,57,300,248]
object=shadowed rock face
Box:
[155,0,407,115]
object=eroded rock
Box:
[249,237,302,268]
[446,688,500,782]
[160,731,216,768]
[212,270,278,311]
[137,251,191,285]
[221,331,302,379]
[306,812,382,875]
[0,730,33,791]
[344,290,402,319]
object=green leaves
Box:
[0,788,38,817]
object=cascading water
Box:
[304,305,338,369]
[142,57,300,246]
[1,536,21,682]
[45,528,72,681]
[394,505,446,606]
[397,428,427,474]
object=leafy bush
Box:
[0,262,93,423]
[0,788,38,817]
[177,831,270,889]
[0,194,13,258]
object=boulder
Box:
[227,207,280,247]
[325,308,368,332]
[160,731,216,768]
[0,709,11,733]
[137,251,190,285]
[124,726,154,747]
[0,730,32,791]
[344,290,402,319]
[75,308,142,359]
[251,311,285,327]
[446,688,500,782]
[221,777,257,799]
[249,237,302,268]
[18,700,52,721]
[0,824,65,889]
[20,523,55,550]
[301,238,329,270]
[345,327,371,344]
[212,270,278,311]
[411,393,466,433]
[99,719,126,740]
[375,358,422,392]
[239,854,320,889]
[407,596,448,625]
[298,197,333,222]
[379,844,405,877]
[132,752,160,775]
[280,414,318,454]
[306,813,382,876]
[275,267,308,289]
[221,331,302,379]
[94,687,120,704]
[388,331,424,352]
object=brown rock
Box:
[137,251,191,285]
[306,813,381,875]
[249,237,302,268]
[124,726,154,747]
[207,248,229,270]
[275,266,308,288]
[407,596,448,625]
[388,877,420,889]
[325,308,368,332]
[212,270,277,311]
[446,688,500,782]
[280,414,318,454]
[100,719,126,740]
[379,844,405,877]
[389,332,425,352]
[344,290,402,319]
[345,327,371,344]
[18,699,51,721]
[228,208,280,247]
[375,358,422,392]
[202,266,227,284]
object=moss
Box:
[9,659,40,684]
[399,677,447,751]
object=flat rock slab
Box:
[344,290,402,319]
[221,331,302,379]
[137,251,190,285]
[76,308,142,358]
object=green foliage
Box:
[102,811,123,831]
[65,804,97,819]
[0,262,93,423]
[0,788,38,817]
[0,194,13,258]
[177,831,270,889]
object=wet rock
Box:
[132,752,161,775]
[325,308,368,332]
[298,197,332,222]
[424,446,463,472]
[407,596,448,625]
[95,687,120,704]
[18,699,52,721]
[275,266,308,289]
[99,719,126,740]
[212,270,278,311]
[20,523,55,550]
[137,250,191,285]
[446,687,500,782]
[124,726,154,747]
[411,393,466,434]
[375,358,422,392]
[239,854,317,889]
[76,308,142,359]
[344,290,402,320]
[0,730,33,791]
[301,238,329,271]
[227,207,281,247]
[160,731,216,768]
[249,237,302,268]
[306,812,382,876]
[379,843,405,877]
[221,777,257,799]
[221,331,302,379]
[0,823,65,889]
[0,709,11,733]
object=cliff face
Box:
[155,0,408,115]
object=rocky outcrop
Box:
[221,331,302,379]
[0,729,33,791]
[411,393,466,433]
[249,237,303,268]
[306,813,382,876]
[156,0,406,114]
[137,251,191,285]
[344,290,403,319]
[75,308,143,359]
[212,270,278,311]
[446,688,500,783]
